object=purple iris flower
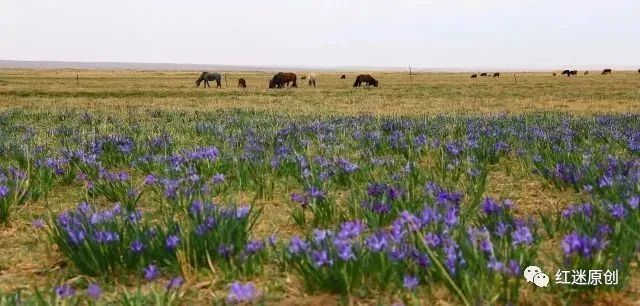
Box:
[227,282,259,304]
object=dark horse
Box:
[602,68,612,75]
[353,74,378,87]
[269,72,297,88]
[195,72,222,88]
[238,78,247,88]
[340,75,346,79]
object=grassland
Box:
[1,69,638,115]
[0,69,639,305]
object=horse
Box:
[195,72,222,88]
[269,72,297,89]
[353,74,378,87]
[493,72,500,77]
[340,75,346,79]
[470,74,478,78]
[238,78,247,88]
[307,73,317,88]
[602,68,612,75]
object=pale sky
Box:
[1,0,638,69]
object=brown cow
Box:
[480,73,488,77]
[570,70,578,76]
[470,74,478,78]
[269,72,297,88]
[340,74,346,79]
[493,72,500,77]
[238,78,247,88]
[602,69,612,75]
[553,72,557,77]
[353,74,378,87]
[584,71,589,75]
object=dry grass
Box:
[1,69,639,116]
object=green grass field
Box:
[0,69,639,305]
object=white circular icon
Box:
[533,273,550,287]
[524,265,542,283]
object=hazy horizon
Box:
[1,0,639,69]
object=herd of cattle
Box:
[195,68,637,88]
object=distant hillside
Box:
[1,60,636,73]
[0,60,405,72]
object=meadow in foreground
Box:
[0,108,639,305]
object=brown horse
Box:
[238,78,247,88]
[353,74,378,87]
[269,72,297,88]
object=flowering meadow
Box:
[0,108,639,305]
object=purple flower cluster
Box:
[562,231,609,258]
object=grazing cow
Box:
[340,74,346,79]
[195,72,222,88]
[637,69,640,74]
[561,70,571,76]
[238,78,247,88]
[570,70,578,76]
[269,72,297,89]
[470,74,478,78]
[353,74,378,87]
[307,73,317,88]
[602,68,612,75]
[493,72,500,77]
[584,71,589,75]
[301,76,307,80]
[553,72,557,77]
[480,73,488,77]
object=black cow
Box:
[353,74,378,87]
[561,70,571,76]
[602,69,612,75]
[493,72,500,77]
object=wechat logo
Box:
[524,265,549,288]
